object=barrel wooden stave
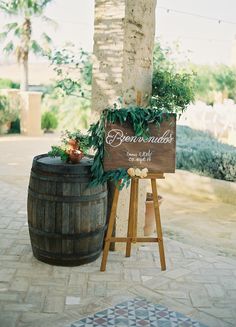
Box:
[27,154,107,266]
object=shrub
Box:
[192,64,236,103]
[0,78,20,89]
[8,118,20,134]
[176,126,236,182]
[0,95,19,134]
[150,43,195,114]
[41,111,58,132]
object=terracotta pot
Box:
[143,194,163,236]
[69,150,84,164]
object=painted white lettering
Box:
[106,129,174,147]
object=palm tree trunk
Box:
[20,58,29,91]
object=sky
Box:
[0,0,236,65]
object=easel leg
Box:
[151,179,166,271]
[132,178,139,243]
[100,185,120,271]
[126,179,135,257]
[126,178,139,257]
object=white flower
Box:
[127,167,135,177]
[127,167,149,178]
[134,168,142,177]
[140,168,148,178]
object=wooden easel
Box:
[100,173,166,271]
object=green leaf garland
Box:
[88,106,173,190]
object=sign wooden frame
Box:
[103,113,176,173]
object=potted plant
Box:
[48,129,90,163]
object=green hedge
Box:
[176,126,236,182]
[0,78,20,89]
[41,111,58,131]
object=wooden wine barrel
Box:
[27,154,107,266]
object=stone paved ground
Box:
[0,135,236,327]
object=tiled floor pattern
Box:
[66,297,207,327]
[1,135,236,327]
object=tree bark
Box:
[20,58,29,91]
[91,0,157,243]
[91,0,157,113]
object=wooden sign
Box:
[103,114,176,173]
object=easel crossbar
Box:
[107,237,159,242]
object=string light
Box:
[158,6,236,26]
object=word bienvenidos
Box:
[106,129,174,148]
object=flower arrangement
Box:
[88,106,173,189]
[127,167,148,178]
[48,106,173,188]
[48,130,90,164]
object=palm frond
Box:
[31,39,43,55]
[41,32,52,44]
[3,41,14,54]
[41,0,53,7]
[0,1,18,15]
[0,31,8,42]
[41,15,58,29]
[14,26,21,37]
[3,22,18,32]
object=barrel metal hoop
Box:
[28,188,107,203]
[30,169,91,182]
[29,225,106,240]
[32,247,102,260]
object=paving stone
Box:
[129,284,163,302]
[189,288,214,308]
[156,289,189,300]
[9,276,30,292]
[219,277,236,290]
[19,312,57,325]
[163,268,191,279]
[205,283,225,298]
[1,171,236,326]
[31,277,67,287]
[68,273,88,287]
[200,268,233,277]
[200,307,235,320]
[3,303,35,312]
[124,268,141,282]
[0,239,15,249]
[43,296,65,313]
[0,268,16,282]
[5,244,28,256]
[141,275,153,282]
[142,275,170,289]
[25,286,46,309]
[0,312,20,327]
[185,273,219,284]
[89,272,121,282]
[66,296,81,305]
[7,221,25,229]
[193,310,233,327]
[0,292,21,302]
[0,282,9,292]
[0,255,21,262]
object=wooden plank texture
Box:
[104,114,176,173]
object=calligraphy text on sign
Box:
[103,114,176,173]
